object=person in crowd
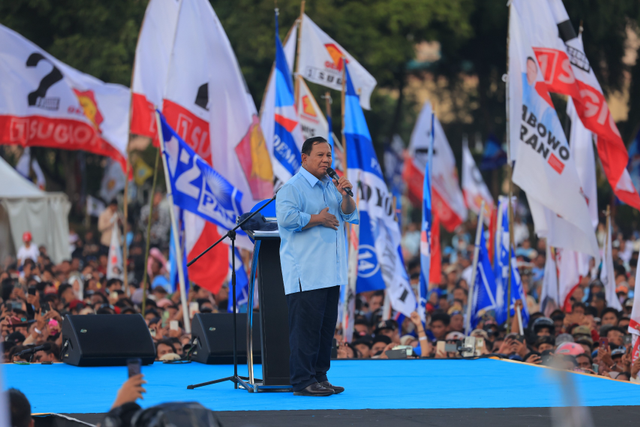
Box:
[16,232,39,266]
[139,191,171,249]
[8,388,34,427]
[98,199,120,249]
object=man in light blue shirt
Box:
[276,136,358,396]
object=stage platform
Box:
[4,359,639,426]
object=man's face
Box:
[453,289,466,304]
[61,288,74,304]
[526,58,537,85]
[537,327,551,337]
[618,319,630,330]
[301,142,332,179]
[450,314,464,332]
[573,307,585,316]
[371,341,387,356]
[577,342,591,354]
[576,355,591,370]
[156,343,174,359]
[538,343,554,353]
[380,328,399,343]
[354,324,369,335]
[369,296,383,313]
[439,298,450,312]
[430,320,448,340]
[354,343,370,358]
[602,312,618,326]
[607,330,624,347]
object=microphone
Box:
[16,342,51,356]
[326,167,353,197]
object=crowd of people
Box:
[1,196,639,385]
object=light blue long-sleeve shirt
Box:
[276,167,359,295]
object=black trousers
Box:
[286,285,340,392]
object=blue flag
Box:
[494,197,529,327]
[273,12,302,178]
[159,112,244,231]
[480,134,507,171]
[228,247,249,313]
[383,135,405,195]
[469,230,497,331]
[345,64,416,316]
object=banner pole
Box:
[505,2,513,333]
[140,148,160,318]
[465,201,485,334]
[155,111,191,333]
[293,1,305,106]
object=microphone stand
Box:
[186,193,277,391]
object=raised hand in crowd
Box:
[111,374,147,410]
[409,311,431,357]
[631,357,640,380]
[524,353,541,365]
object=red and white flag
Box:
[507,4,599,259]
[130,0,181,139]
[0,24,129,171]
[512,0,640,210]
[107,221,124,280]
[556,248,583,312]
[404,102,467,231]
[462,137,494,223]
[162,0,274,293]
[298,14,377,110]
[297,77,329,142]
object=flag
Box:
[418,125,432,322]
[540,245,559,316]
[271,12,304,186]
[556,247,583,311]
[15,147,46,190]
[462,137,495,223]
[130,0,181,139]
[507,4,599,259]
[228,247,249,312]
[162,0,274,289]
[601,220,623,311]
[159,113,243,232]
[99,158,126,202]
[133,154,153,187]
[107,221,123,280]
[628,255,640,366]
[628,130,640,195]
[169,209,189,294]
[430,210,442,285]
[384,134,405,195]
[512,0,640,210]
[298,14,377,110]
[469,230,498,331]
[344,64,416,317]
[297,77,330,143]
[480,134,507,171]
[343,218,358,342]
[495,197,530,326]
[0,24,129,171]
[404,102,467,231]
[86,195,106,217]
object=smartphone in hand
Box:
[127,358,142,378]
[599,337,609,349]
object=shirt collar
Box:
[300,166,329,187]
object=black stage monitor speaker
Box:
[191,313,261,365]
[61,314,156,366]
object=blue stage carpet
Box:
[3,359,638,414]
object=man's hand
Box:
[315,208,339,230]
[409,311,422,326]
[598,346,614,367]
[334,176,353,197]
[631,358,640,379]
[524,353,541,365]
[111,374,147,409]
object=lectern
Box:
[245,229,292,391]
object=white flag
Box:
[130,0,181,138]
[297,77,329,141]
[86,195,106,217]
[461,137,494,223]
[508,4,599,259]
[628,256,640,367]
[0,24,129,170]
[600,221,623,311]
[107,221,123,280]
[540,245,559,316]
[99,158,126,202]
[15,147,31,178]
[556,248,583,311]
[298,14,377,110]
[405,102,467,231]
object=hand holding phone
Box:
[170,320,179,331]
[127,358,142,378]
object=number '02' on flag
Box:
[158,112,244,232]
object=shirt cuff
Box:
[340,207,359,225]
[298,212,311,230]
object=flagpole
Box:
[293,0,305,107]
[140,149,160,318]
[428,112,435,288]
[155,111,191,334]
[465,201,485,334]
[505,1,514,333]
[122,158,130,296]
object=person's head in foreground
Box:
[9,388,33,427]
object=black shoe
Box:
[319,381,344,394]
[293,382,334,396]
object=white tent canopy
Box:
[0,156,71,264]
